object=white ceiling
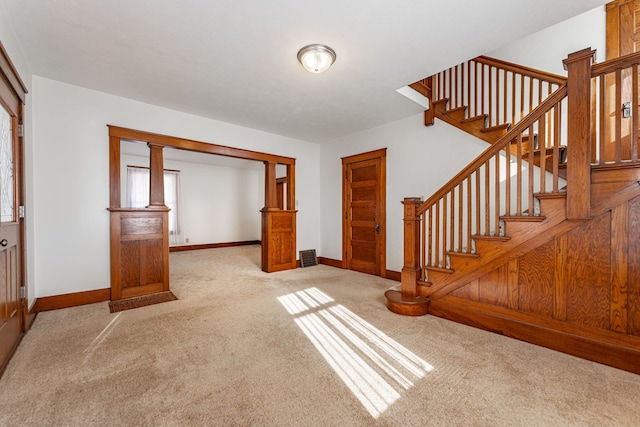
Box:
[2,0,606,144]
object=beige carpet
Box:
[1,245,639,426]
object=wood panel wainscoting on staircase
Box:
[387,48,640,375]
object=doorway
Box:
[108,126,298,302]
[0,42,28,375]
[342,148,386,277]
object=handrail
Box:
[428,55,567,130]
[591,50,640,76]
[416,84,568,217]
[476,56,567,85]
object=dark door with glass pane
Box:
[0,95,23,374]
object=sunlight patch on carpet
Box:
[108,292,178,313]
[84,312,122,363]
[278,287,433,419]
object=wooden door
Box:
[0,79,23,374]
[342,149,386,276]
[605,0,640,161]
[606,0,639,58]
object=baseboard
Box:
[36,288,111,312]
[318,257,343,268]
[385,270,401,281]
[170,240,261,252]
[25,299,37,330]
[316,258,400,281]
[429,297,640,375]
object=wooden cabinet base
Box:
[261,209,297,273]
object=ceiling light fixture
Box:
[297,44,336,73]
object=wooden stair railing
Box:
[410,56,567,145]
[590,50,640,165]
[422,86,567,287]
[388,48,640,376]
[389,85,568,312]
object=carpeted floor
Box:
[1,245,639,426]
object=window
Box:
[0,105,15,222]
[126,166,182,245]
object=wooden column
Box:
[147,144,166,208]
[264,161,278,210]
[109,137,170,302]
[261,161,297,273]
[401,197,422,297]
[563,48,596,220]
[109,136,121,209]
[286,163,296,211]
[424,76,435,126]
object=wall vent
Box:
[299,249,318,267]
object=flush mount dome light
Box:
[297,44,336,73]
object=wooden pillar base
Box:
[384,289,429,316]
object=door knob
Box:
[375,224,380,234]
[0,239,7,247]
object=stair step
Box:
[384,289,429,316]
[527,146,567,157]
[426,265,454,274]
[417,280,432,288]
[408,81,430,98]
[446,251,480,259]
[481,123,511,133]
[442,106,467,121]
[432,98,449,113]
[535,191,567,200]
[500,215,546,222]
[461,114,488,125]
[472,234,511,242]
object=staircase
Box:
[386,48,640,375]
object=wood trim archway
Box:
[108,126,297,301]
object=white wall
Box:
[0,10,36,308]
[320,114,487,271]
[489,6,607,75]
[320,5,608,273]
[32,77,320,297]
[122,154,263,245]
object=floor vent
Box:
[108,291,178,313]
[299,249,318,267]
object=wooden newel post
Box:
[261,161,297,273]
[401,197,422,297]
[563,48,596,221]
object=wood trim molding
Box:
[170,240,261,252]
[108,125,295,165]
[385,270,401,282]
[318,257,343,268]
[317,257,400,282]
[429,296,640,375]
[341,148,387,164]
[25,300,37,331]
[35,288,111,312]
[0,42,28,103]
